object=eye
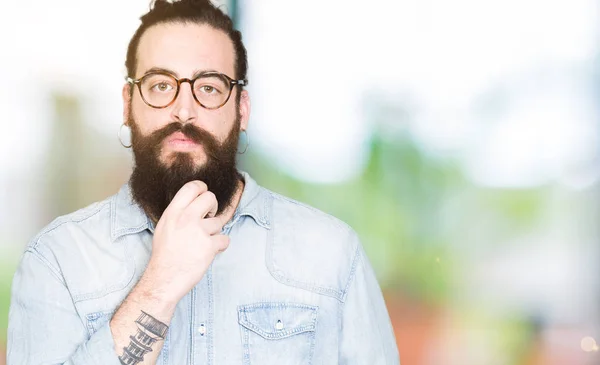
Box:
[152,82,173,92]
[200,85,217,94]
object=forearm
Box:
[109,273,178,365]
[109,181,226,364]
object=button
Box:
[275,320,284,330]
[198,324,206,335]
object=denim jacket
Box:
[8,171,400,365]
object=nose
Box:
[171,79,197,124]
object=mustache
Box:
[145,122,222,159]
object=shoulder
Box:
[268,190,354,235]
[264,189,362,302]
[25,194,116,265]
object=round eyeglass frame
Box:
[126,71,248,110]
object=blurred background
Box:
[1,0,599,364]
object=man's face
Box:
[125,22,249,165]
[123,22,250,219]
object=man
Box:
[7,0,400,364]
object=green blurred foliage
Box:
[0,251,19,344]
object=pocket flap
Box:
[238,302,318,340]
[85,310,114,336]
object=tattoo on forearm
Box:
[118,311,169,365]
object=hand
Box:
[143,180,230,304]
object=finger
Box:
[201,217,225,235]
[185,190,218,220]
[163,181,208,218]
[211,234,230,253]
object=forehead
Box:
[136,22,236,78]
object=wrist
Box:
[134,270,180,318]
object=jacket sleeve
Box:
[339,236,401,364]
[7,249,121,365]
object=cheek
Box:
[131,100,170,134]
[216,105,240,137]
[196,109,235,141]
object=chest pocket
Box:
[238,302,318,365]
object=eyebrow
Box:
[141,67,222,79]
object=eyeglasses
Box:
[126,71,248,110]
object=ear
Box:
[122,83,132,126]
[239,89,250,132]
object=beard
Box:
[128,113,241,221]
